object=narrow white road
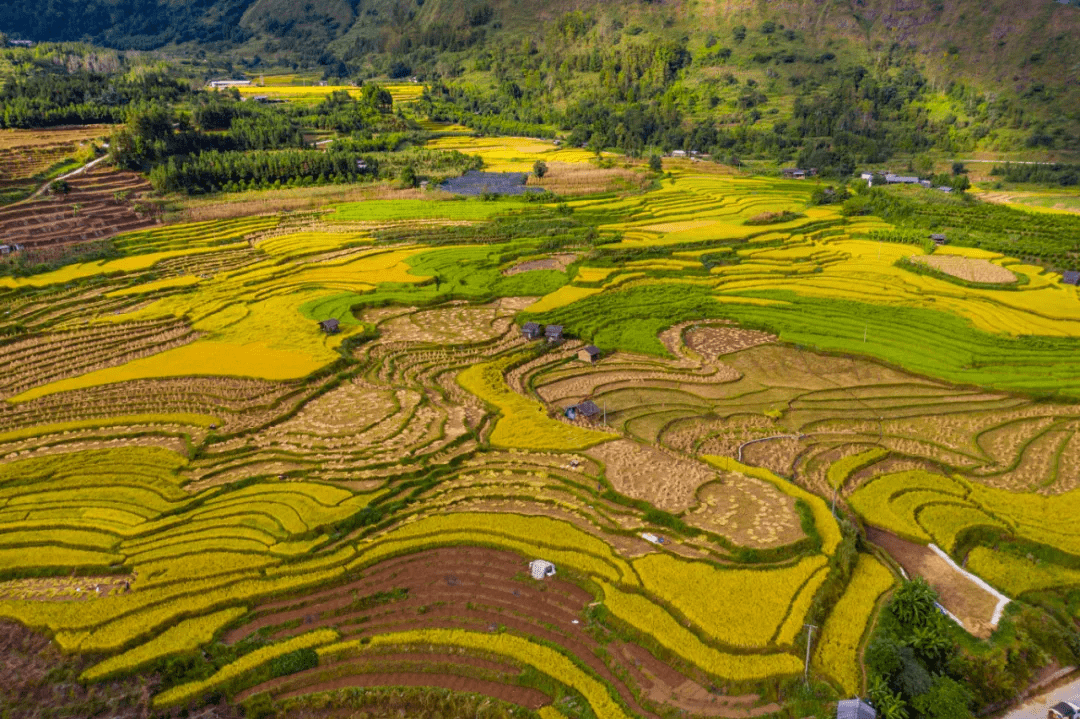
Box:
[1003,674,1080,718]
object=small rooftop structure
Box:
[565,400,602,422]
[318,318,341,334]
[885,173,920,184]
[782,168,807,179]
[522,321,543,339]
[930,233,948,245]
[545,325,564,343]
[356,160,369,172]
[578,345,601,363]
[0,245,9,255]
[671,150,687,158]
[529,559,556,580]
[1063,270,1080,286]
[937,186,953,193]
[8,39,34,47]
[836,699,876,719]
[919,179,933,188]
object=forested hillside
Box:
[2,0,1079,166]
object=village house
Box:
[930,233,948,246]
[545,325,564,343]
[836,699,876,719]
[565,400,601,422]
[208,79,252,88]
[885,173,920,185]
[317,318,341,334]
[670,150,687,158]
[1063,270,1080,286]
[528,559,556,579]
[578,345,601,363]
[521,322,543,340]
[781,168,807,180]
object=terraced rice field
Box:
[0,164,155,257]
[0,125,109,204]
[4,134,1080,717]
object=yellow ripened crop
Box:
[11,341,328,402]
[525,285,603,313]
[56,567,345,653]
[574,267,617,283]
[917,504,1006,553]
[632,552,827,648]
[0,546,122,572]
[153,629,339,708]
[363,629,633,719]
[703,456,842,556]
[131,551,277,588]
[458,355,614,451]
[774,566,830,646]
[81,607,247,682]
[827,448,889,489]
[847,471,968,543]
[0,245,246,289]
[0,528,120,551]
[967,547,1080,595]
[599,582,803,681]
[538,707,572,719]
[813,555,895,694]
[106,276,203,297]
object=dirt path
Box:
[867,528,999,638]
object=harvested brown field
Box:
[176,184,439,223]
[685,475,803,549]
[0,126,111,151]
[525,161,646,195]
[684,324,777,358]
[910,254,1016,284]
[868,528,998,639]
[378,304,513,344]
[502,253,576,275]
[586,439,719,511]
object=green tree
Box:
[912,676,974,719]
[732,24,747,42]
[892,578,938,627]
[533,160,548,179]
[952,161,967,175]
[914,154,935,177]
[648,155,663,172]
[399,164,418,188]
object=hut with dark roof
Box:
[318,319,341,334]
[565,400,602,422]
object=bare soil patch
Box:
[0,165,155,255]
[911,255,1016,284]
[586,439,719,512]
[502,253,576,276]
[868,528,998,639]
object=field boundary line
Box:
[927,543,1010,626]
